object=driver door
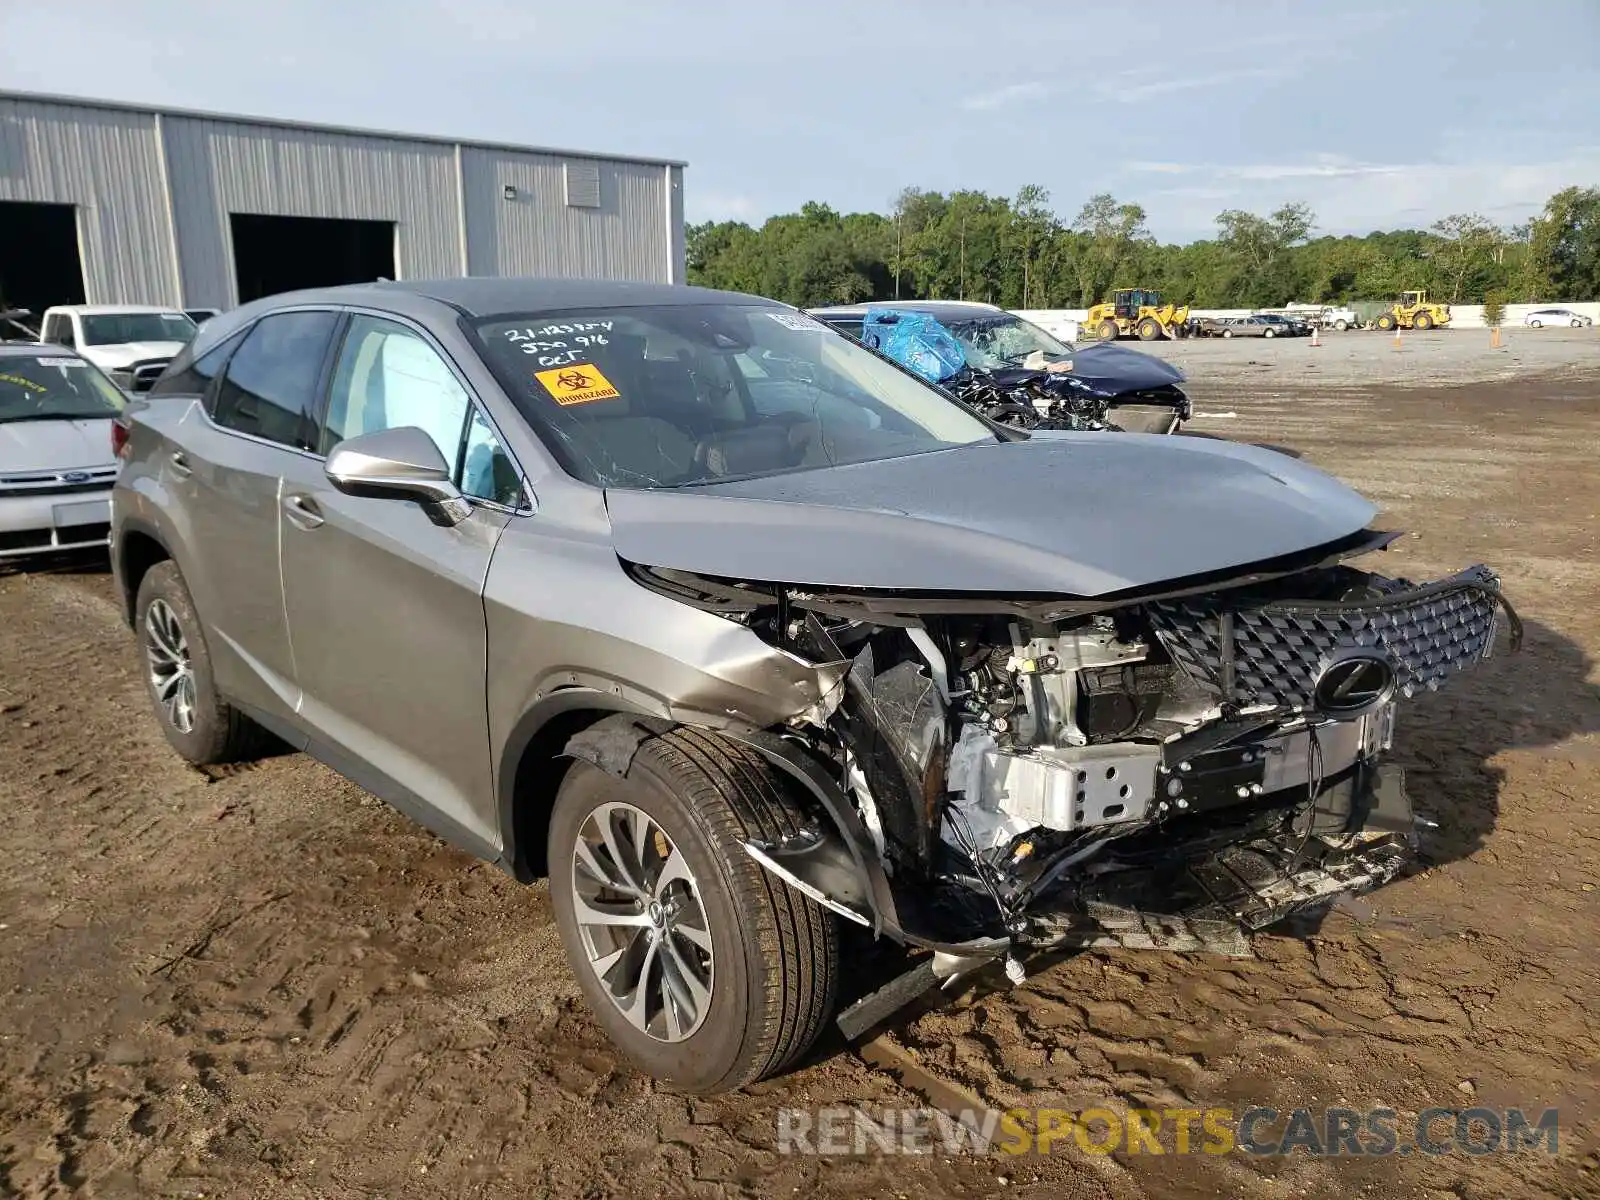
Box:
[278,313,523,853]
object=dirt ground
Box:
[2,334,1598,1199]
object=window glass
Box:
[43,315,75,347]
[79,312,196,346]
[152,327,248,398]
[460,408,523,507]
[323,315,519,506]
[472,304,993,489]
[0,354,125,421]
[211,310,339,450]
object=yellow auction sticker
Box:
[534,364,620,406]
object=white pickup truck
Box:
[37,305,198,393]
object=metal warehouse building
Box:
[0,90,686,320]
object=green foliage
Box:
[1483,289,1506,326]
[687,187,1600,309]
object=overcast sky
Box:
[3,0,1597,242]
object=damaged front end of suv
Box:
[609,468,1517,1033]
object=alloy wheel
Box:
[145,598,197,734]
[569,801,715,1042]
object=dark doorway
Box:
[230,213,395,304]
[0,201,87,328]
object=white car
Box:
[0,343,125,559]
[1522,308,1593,328]
[38,304,198,393]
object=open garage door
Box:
[0,201,86,330]
[230,213,396,304]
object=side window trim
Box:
[334,305,533,513]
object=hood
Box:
[80,341,186,370]
[981,342,1184,400]
[1055,342,1186,393]
[605,434,1376,597]
[0,418,117,473]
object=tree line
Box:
[687,185,1600,312]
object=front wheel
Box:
[1376,312,1398,331]
[1136,317,1162,341]
[548,728,839,1093]
[1573,319,1583,328]
[1222,329,1233,338]
[1334,319,1349,331]
[1529,319,1541,328]
[1263,327,1276,338]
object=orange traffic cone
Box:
[1310,325,1321,347]
[1393,328,1403,350]
[1490,325,1502,348]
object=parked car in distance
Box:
[39,305,199,394]
[113,278,1511,1094]
[1254,314,1312,337]
[185,308,222,327]
[808,301,1190,434]
[1188,316,1234,338]
[1522,308,1593,328]
[0,343,125,559]
[1218,316,1275,338]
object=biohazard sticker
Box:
[534,363,621,406]
[766,311,825,332]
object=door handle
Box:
[168,450,191,477]
[282,493,325,530]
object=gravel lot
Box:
[1,338,1597,1199]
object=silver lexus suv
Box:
[112,279,1514,1093]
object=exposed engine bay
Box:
[630,550,1519,999]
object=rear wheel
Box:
[1222,328,1234,338]
[135,561,269,764]
[1097,319,1119,340]
[548,728,839,1093]
[1136,317,1162,341]
[1414,312,1434,330]
[1529,319,1541,328]
[1572,318,1583,328]
[1334,319,1349,331]
[1263,327,1276,338]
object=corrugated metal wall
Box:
[162,116,464,309]
[0,92,683,309]
[460,148,678,284]
[0,95,181,304]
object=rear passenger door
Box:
[277,312,523,853]
[162,309,340,722]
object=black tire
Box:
[1097,319,1119,340]
[1334,319,1348,331]
[1222,328,1233,338]
[1136,317,1161,341]
[548,728,839,1093]
[1529,319,1541,328]
[1376,312,1397,331]
[1414,312,1434,330]
[1572,318,1583,328]
[135,560,270,764]
[1263,327,1276,338]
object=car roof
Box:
[0,341,82,359]
[807,301,1006,321]
[47,304,189,315]
[223,278,780,321]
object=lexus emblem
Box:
[1313,653,1397,717]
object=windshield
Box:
[0,355,126,423]
[473,304,995,488]
[943,313,1074,371]
[79,312,197,346]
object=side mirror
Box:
[324,426,472,527]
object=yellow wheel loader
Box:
[1373,291,1452,332]
[1084,288,1191,340]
